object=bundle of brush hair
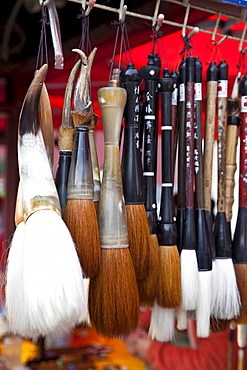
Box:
[88,74,140,338]
[6,64,87,338]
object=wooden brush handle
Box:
[171,70,179,180]
[226,120,239,222]
[217,62,228,213]
[204,80,217,211]
[217,96,227,212]
[97,86,128,247]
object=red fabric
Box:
[145,321,245,370]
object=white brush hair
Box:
[212,258,240,320]
[195,270,213,338]
[176,308,187,330]
[180,249,199,310]
[6,212,87,338]
[149,300,175,342]
[210,260,217,311]
[237,324,247,348]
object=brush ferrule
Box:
[214,211,232,258]
[100,244,129,249]
[23,196,61,222]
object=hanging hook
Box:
[39,0,50,7]
[211,12,227,46]
[85,0,96,16]
[182,4,191,37]
[119,0,127,24]
[239,21,247,53]
[152,0,161,28]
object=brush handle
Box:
[204,62,218,211]
[226,117,240,222]
[177,59,186,252]
[98,86,128,247]
[55,151,72,215]
[143,80,158,203]
[239,80,247,208]
[157,70,176,245]
[67,128,94,200]
[194,59,203,210]
[177,59,186,210]
[171,70,179,180]
[217,61,228,212]
[185,59,195,209]
[121,65,144,204]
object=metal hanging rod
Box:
[67,0,247,45]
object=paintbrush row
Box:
[7,45,247,343]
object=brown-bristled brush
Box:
[64,48,100,279]
[138,53,161,306]
[120,63,151,281]
[156,68,181,309]
[88,73,140,338]
[55,59,81,216]
[88,113,101,215]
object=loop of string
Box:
[36,1,49,71]
[108,21,132,81]
[149,25,169,70]
[174,32,198,72]
[237,50,246,76]
[207,41,223,65]
[77,7,91,55]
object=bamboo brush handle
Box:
[98,86,128,247]
[237,325,247,370]
[89,114,101,203]
[204,80,217,211]
[217,95,227,212]
[226,121,239,222]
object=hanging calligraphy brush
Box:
[6,65,87,338]
[176,58,186,254]
[203,61,218,313]
[88,72,139,338]
[194,57,213,338]
[156,68,181,309]
[55,60,81,216]
[213,61,240,321]
[148,68,181,343]
[89,113,101,214]
[180,56,199,311]
[120,63,151,280]
[137,53,160,306]
[232,75,247,324]
[64,48,101,279]
[226,75,241,236]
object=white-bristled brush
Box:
[6,64,87,338]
